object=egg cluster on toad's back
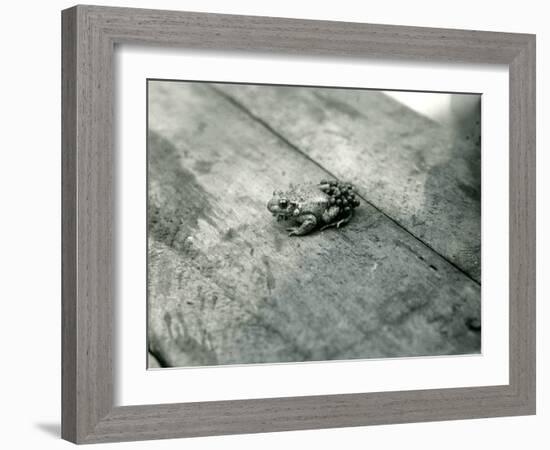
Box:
[319,179,360,213]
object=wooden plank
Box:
[147,80,480,368]
[214,84,481,282]
[147,352,161,368]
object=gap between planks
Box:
[209,84,480,286]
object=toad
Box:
[267,180,360,236]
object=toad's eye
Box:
[279,199,289,208]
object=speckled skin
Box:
[267,182,357,236]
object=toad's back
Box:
[290,184,330,219]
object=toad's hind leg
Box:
[320,210,353,231]
[321,206,341,224]
[287,214,317,236]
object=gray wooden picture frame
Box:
[61,4,536,444]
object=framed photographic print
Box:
[61,4,536,444]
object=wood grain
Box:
[147,81,481,367]
[62,5,115,442]
[61,7,77,442]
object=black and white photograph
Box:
[0,0,544,447]
[147,80,482,369]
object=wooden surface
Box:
[216,84,482,281]
[147,81,482,367]
[62,5,535,444]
